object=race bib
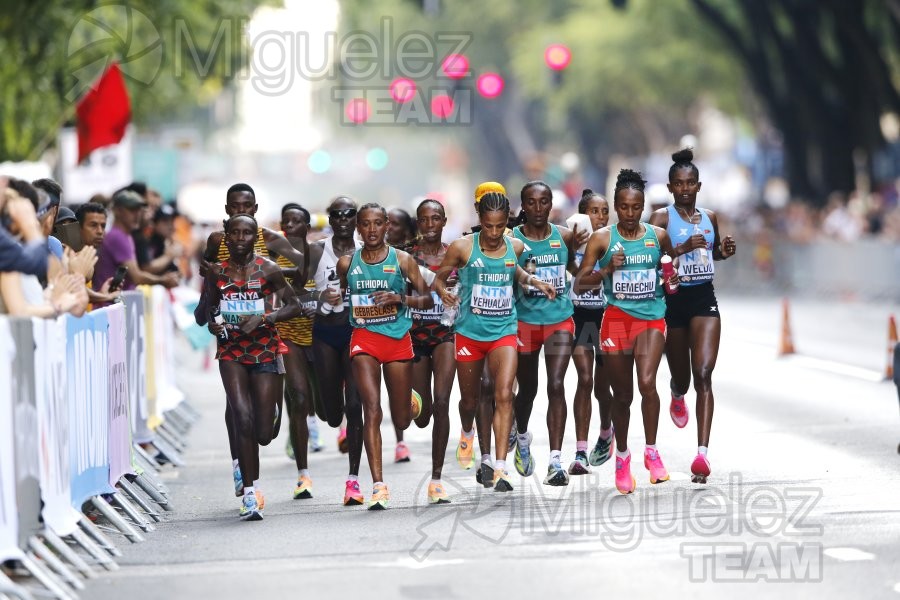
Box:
[351,294,399,325]
[677,250,715,283]
[220,296,264,324]
[410,291,443,322]
[526,264,566,297]
[611,269,657,301]
[571,283,605,308]
[470,284,513,317]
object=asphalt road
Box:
[82,295,900,599]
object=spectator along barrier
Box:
[0,287,197,600]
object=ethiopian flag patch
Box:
[504,259,516,268]
[644,239,656,248]
[383,265,396,273]
[549,240,561,248]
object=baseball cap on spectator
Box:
[154,203,178,221]
[113,190,147,208]
[55,206,77,224]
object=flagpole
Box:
[26,102,77,162]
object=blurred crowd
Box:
[0,176,191,320]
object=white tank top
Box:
[314,236,362,291]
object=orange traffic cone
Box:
[886,314,897,380]
[778,297,795,356]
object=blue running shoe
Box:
[589,428,614,467]
[543,460,570,486]
[514,431,535,477]
[239,493,263,521]
[233,466,243,497]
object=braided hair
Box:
[614,169,647,196]
[476,191,510,217]
[668,147,699,181]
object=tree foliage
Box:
[0,0,272,161]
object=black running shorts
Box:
[664,282,720,329]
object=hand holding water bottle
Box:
[693,223,709,265]
[439,284,460,326]
[660,255,679,295]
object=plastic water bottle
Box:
[694,224,709,266]
[209,305,229,341]
[331,282,345,314]
[660,255,679,295]
[440,285,459,327]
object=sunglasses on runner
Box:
[329,208,357,219]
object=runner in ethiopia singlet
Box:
[347,245,411,337]
[599,224,665,322]
[214,256,283,364]
[455,232,518,343]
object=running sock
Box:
[462,428,475,438]
[481,453,492,466]
[347,474,358,482]
[232,459,239,470]
[298,469,310,478]
[576,441,588,452]
[495,460,507,473]
[430,478,442,485]
[615,449,630,459]
[698,446,708,457]
[599,427,613,440]
[373,481,384,488]
[672,391,685,401]
[244,486,255,497]
[517,432,530,446]
[549,450,562,464]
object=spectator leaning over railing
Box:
[0,176,50,277]
[92,190,179,308]
[75,202,121,306]
[0,178,87,318]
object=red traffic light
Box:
[345,97,371,124]
[544,44,572,71]
[389,78,416,103]
[476,73,504,99]
[440,54,469,80]
[430,94,455,119]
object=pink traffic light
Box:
[441,54,469,80]
[544,44,572,71]
[430,94,455,119]
[389,78,416,103]
[476,72,504,99]
[345,97,371,124]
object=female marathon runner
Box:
[277,202,318,499]
[207,214,302,520]
[407,199,456,503]
[336,203,432,509]
[510,181,586,486]
[649,148,736,483]
[573,169,678,495]
[567,189,615,475]
[308,196,365,505]
[435,192,556,492]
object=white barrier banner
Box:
[33,317,80,536]
[152,287,184,413]
[106,305,133,484]
[122,291,153,443]
[0,318,22,561]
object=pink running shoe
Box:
[395,442,411,463]
[669,395,689,428]
[343,479,364,506]
[643,448,670,484]
[614,453,636,494]
[691,454,711,483]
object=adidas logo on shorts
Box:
[351,345,363,352]
[600,338,616,349]
[471,258,486,268]
[350,266,363,276]
[457,346,473,357]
